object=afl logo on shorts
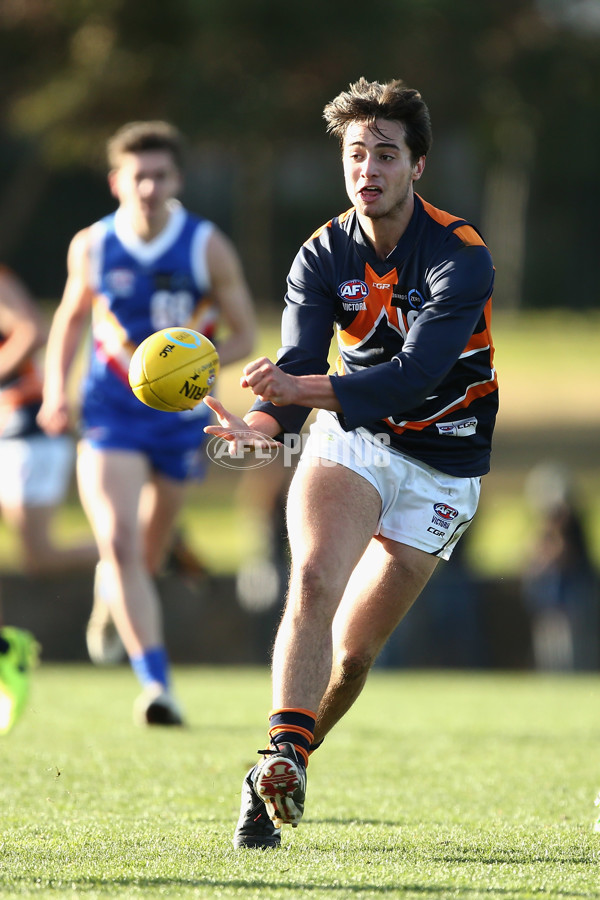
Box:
[338,279,369,300]
[433,502,458,520]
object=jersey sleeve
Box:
[330,242,495,429]
[250,237,336,434]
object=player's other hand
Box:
[36,396,71,436]
[241,357,297,406]
[203,395,279,456]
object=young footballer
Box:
[205,77,497,846]
[39,121,256,726]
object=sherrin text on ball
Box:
[128,327,220,412]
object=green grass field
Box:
[1,666,599,898]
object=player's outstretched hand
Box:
[203,395,279,457]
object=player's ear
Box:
[172,169,183,197]
[107,169,120,199]
[412,156,426,182]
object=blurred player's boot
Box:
[254,742,306,828]
[233,767,282,849]
[86,562,126,665]
[133,684,185,727]
[593,793,600,832]
[163,530,209,579]
[236,558,281,613]
[0,626,39,735]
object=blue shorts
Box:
[81,400,210,482]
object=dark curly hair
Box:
[323,77,432,163]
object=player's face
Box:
[342,119,425,222]
[109,150,182,235]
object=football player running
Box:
[205,77,498,847]
[38,121,255,726]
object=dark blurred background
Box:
[1,0,599,670]
[2,0,600,312]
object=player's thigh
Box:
[286,459,382,596]
[139,472,188,570]
[1,502,54,554]
[76,443,149,548]
[332,535,439,661]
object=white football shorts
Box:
[0,433,75,508]
[297,410,481,560]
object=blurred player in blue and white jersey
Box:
[38,121,255,726]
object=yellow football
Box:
[128,327,220,412]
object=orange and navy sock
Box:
[309,738,324,755]
[268,708,316,768]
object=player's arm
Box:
[328,244,495,429]
[205,230,340,447]
[206,228,256,367]
[204,336,341,454]
[0,269,46,381]
[203,366,339,457]
[240,357,341,411]
[240,244,493,426]
[236,235,340,428]
[37,228,95,435]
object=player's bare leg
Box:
[77,445,162,655]
[236,460,382,845]
[313,536,438,744]
[139,472,188,577]
[271,460,383,713]
[0,503,98,575]
[77,444,186,724]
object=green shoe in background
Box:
[0,627,40,735]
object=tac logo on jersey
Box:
[106,268,135,297]
[338,279,369,301]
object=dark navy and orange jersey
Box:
[0,264,44,439]
[0,335,43,439]
[252,193,498,477]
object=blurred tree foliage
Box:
[0,0,599,306]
